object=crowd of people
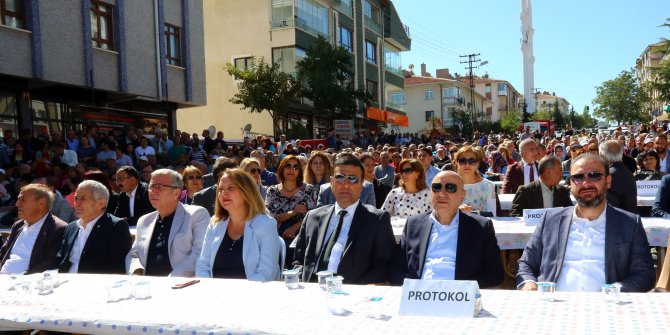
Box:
[0,123,668,294]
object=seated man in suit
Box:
[391,171,504,288]
[501,139,539,194]
[0,184,67,274]
[510,155,573,217]
[127,169,210,277]
[293,153,396,284]
[517,154,655,292]
[114,166,153,226]
[57,180,132,274]
[193,157,238,216]
[651,174,670,218]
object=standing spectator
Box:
[600,140,638,214]
[374,152,395,188]
[76,137,97,166]
[202,129,215,155]
[134,137,156,164]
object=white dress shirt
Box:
[421,211,459,280]
[126,185,138,217]
[540,181,554,208]
[0,213,49,274]
[522,159,539,185]
[323,200,359,273]
[555,207,607,292]
[68,213,104,273]
[660,153,668,173]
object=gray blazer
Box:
[195,214,281,281]
[316,181,376,208]
[516,205,655,292]
[126,203,210,277]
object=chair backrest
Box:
[656,234,670,291]
[278,236,286,280]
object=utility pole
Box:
[460,53,481,133]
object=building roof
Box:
[404,76,457,86]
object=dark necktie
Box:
[529,164,535,182]
[318,210,348,272]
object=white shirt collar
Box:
[334,200,360,217]
[573,204,607,223]
[429,210,460,227]
[77,212,105,230]
[126,184,139,198]
[23,213,50,232]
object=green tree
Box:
[522,100,530,122]
[297,36,369,126]
[450,108,473,137]
[501,109,523,134]
[651,62,670,104]
[226,57,300,137]
[530,110,552,121]
[569,106,576,128]
[551,100,565,128]
[592,69,650,125]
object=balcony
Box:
[336,2,353,17]
[385,64,402,77]
[442,97,464,106]
[365,17,381,35]
[386,101,404,112]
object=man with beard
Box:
[516,154,655,292]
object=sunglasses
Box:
[333,174,360,184]
[431,182,458,193]
[569,171,607,184]
[246,168,261,174]
[284,163,300,170]
[148,183,179,191]
[399,168,415,174]
[457,158,478,165]
[185,175,203,180]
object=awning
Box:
[366,107,409,127]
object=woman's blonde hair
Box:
[304,151,332,184]
[240,157,261,171]
[398,159,426,191]
[212,168,267,223]
[453,145,482,173]
[182,165,202,181]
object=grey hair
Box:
[21,184,56,211]
[152,168,184,189]
[599,140,623,163]
[538,155,562,175]
[250,149,266,158]
[519,138,536,153]
[78,180,110,204]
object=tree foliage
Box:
[296,36,369,124]
[226,57,300,136]
[551,100,565,128]
[592,69,650,125]
[500,109,523,134]
[530,110,552,121]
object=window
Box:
[363,0,379,22]
[366,80,378,102]
[339,25,352,52]
[424,90,434,100]
[295,0,328,37]
[1,0,25,29]
[271,0,294,28]
[384,45,402,75]
[498,83,508,95]
[425,111,434,121]
[0,91,18,136]
[165,24,182,66]
[390,92,406,105]
[272,47,306,75]
[365,40,376,64]
[484,84,491,93]
[234,57,252,71]
[336,0,352,17]
[443,87,458,98]
[90,1,114,50]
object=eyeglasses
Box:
[284,163,300,170]
[399,168,414,174]
[431,182,458,193]
[246,168,260,174]
[569,172,607,184]
[148,183,179,191]
[185,175,203,180]
[332,174,360,184]
[457,158,478,165]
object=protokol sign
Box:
[399,279,478,318]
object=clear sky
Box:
[392,0,670,115]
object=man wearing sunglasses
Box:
[390,171,504,288]
[517,154,655,293]
[294,154,395,284]
[501,139,539,194]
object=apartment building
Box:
[388,65,490,134]
[635,41,668,119]
[535,91,570,116]
[456,75,522,122]
[177,0,411,140]
[0,0,205,138]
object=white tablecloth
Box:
[0,274,669,334]
[498,194,656,210]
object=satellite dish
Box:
[208,125,216,136]
[408,64,415,70]
[243,124,252,132]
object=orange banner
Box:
[366,107,409,127]
[366,106,386,122]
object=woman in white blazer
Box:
[196,168,281,281]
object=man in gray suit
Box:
[126,169,210,277]
[517,154,655,293]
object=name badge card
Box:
[636,180,660,197]
[523,209,546,226]
[399,279,477,318]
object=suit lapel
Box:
[604,205,619,283]
[344,203,367,249]
[29,214,53,268]
[416,213,433,276]
[168,203,186,254]
[314,205,335,257]
[553,209,573,281]
[1,221,25,266]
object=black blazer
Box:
[113,182,153,226]
[510,181,574,217]
[192,185,216,216]
[391,211,504,288]
[372,178,392,209]
[0,214,67,274]
[293,202,396,284]
[607,162,638,214]
[56,213,131,274]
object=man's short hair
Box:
[571,153,610,174]
[332,153,364,179]
[538,155,561,175]
[519,138,536,153]
[212,157,238,184]
[20,183,55,210]
[151,168,184,189]
[419,147,432,156]
[78,180,110,204]
[117,166,140,181]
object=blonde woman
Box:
[195,169,280,281]
[240,158,267,199]
[381,159,432,218]
[454,146,496,215]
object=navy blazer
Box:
[391,211,504,288]
[316,181,376,208]
[293,202,396,284]
[651,174,670,218]
[516,205,655,292]
[113,182,154,226]
[56,213,132,274]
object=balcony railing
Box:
[271,18,294,29]
[386,101,404,112]
[385,64,403,76]
[442,97,464,106]
[365,17,381,34]
[271,17,329,38]
[336,2,353,17]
